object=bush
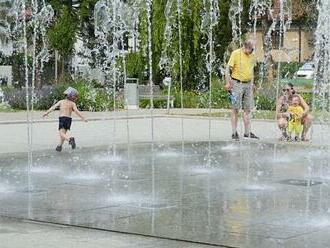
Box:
[2,87,27,109]
[61,80,117,111]
[208,86,231,109]
[300,92,312,106]
[172,89,200,108]
[139,99,167,108]
[168,81,232,109]
[2,79,124,111]
[2,78,280,111]
[0,102,13,112]
[279,62,303,78]
[255,93,276,111]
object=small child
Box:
[287,95,304,141]
[43,87,87,151]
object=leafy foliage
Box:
[48,7,77,57]
[125,52,146,79]
[2,80,120,111]
[279,62,303,78]
[78,0,98,65]
[255,93,276,111]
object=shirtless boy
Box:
[43,87,87,151]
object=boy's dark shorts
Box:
[59,116,72,130]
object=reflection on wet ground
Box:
[1,141,330,247]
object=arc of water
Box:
[94,0,143,152]
[146,0,154,142]
[228,0,246,136]
[248,0,281,128]
[311,0,330,142]
[18,0,33,218]
[275,0,292,105]
[112,1,119,158]
[35,5,54,78]
[7,1,30,163]
[200,0,219,164]
[159,0,174,75]
[268,0,291,140]
[247,0,292,137]
[124,1,142,145]
[262,4,276,89]
[30,0,38,168]
[177,0,184,142]
[143,0,157,232]
[28,1,53,169]
[249,0,273,41]
[249,0,258,42]
[229,0,243,47]
[21,0,30,163]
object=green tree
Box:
[48,6,77,77]
[78,0,98,66]
[149,0,252,90]
[214,0,232,68]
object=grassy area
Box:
[280,78,313,87]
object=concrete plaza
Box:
[1,109,330,248]
[1,108,330,154]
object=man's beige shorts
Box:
[231,80,254,110]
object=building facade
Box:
[250,27,314,63]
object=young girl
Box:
[43,87,87,151]
[287,95,304,141]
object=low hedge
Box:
[1,80,121,111]
[2,80,283,111]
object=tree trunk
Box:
[298,25,302,63]
[55,50,58,83]
[61,55,65,78]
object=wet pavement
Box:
[1,141,330,247]
[0,216,219,248]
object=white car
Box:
[294,63,315,79]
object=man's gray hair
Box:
[243,40,255,49]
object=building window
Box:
[271,30,284,49]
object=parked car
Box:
[294,62,315,79]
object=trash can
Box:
[124,78,139,109]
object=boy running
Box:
[43,87,87,152]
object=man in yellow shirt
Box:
[225,40,259,140]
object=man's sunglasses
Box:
[282,87,295,94]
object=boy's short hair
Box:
[64,87,78,101]
[66,92,78,101]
